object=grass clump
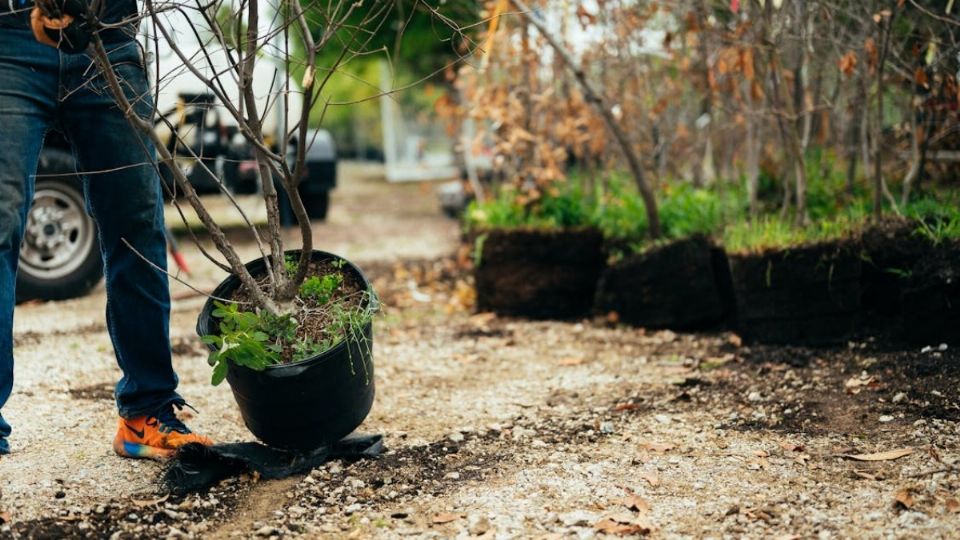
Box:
[723,214,861,253]
[903,196,960,246]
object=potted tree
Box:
[91,0,387,449]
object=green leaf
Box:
[211,360,228,386]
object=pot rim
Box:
[196,249,377,372]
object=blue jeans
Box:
[0,29,182,454]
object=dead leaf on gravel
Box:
[945,498,959,513]
[895,489,915,509]
[0,511,11,525]
[779,441,804,452]
[844,375,881,394]
[432,512,464,524]
[558,357,586,366]
[595,516,652,536]
[613,402,642,412]
[131,494,169,508]
[618,495,651,513]
[853,470,880,481]
[640,441,675,453]
[840,448,914,461]
[469,312,496,327]
[641,472,660,487]
[744,507,775,522]
[728,334,742,348]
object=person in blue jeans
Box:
[0,0,212,458]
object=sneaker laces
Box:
[148,402,198,435]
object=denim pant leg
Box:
[0,29,58,454]
[58,42,182,418]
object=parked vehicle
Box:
[19,123,338,303]
[17,133,103,303]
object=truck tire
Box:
[16,150,103,303]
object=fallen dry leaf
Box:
[728,334,743,347]
[558,357,586,366]
[840,448,914,461]
[744,508,775,522]
[641,472,660,487]
[131,494,169,508]
[0,511,10,525]
[640,441,676,453]
[469,312,497,327]
[594,517,652,536]
[945,498,959,514]
[432,512,464,524]
[895,489,915,509]
[779,441,804,452]
[844,375,881,394]
[853,470,879,481]
[613,402,642,412]
[618,495,651,513]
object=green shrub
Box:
[592,174,743,246]
[464,181,593,231]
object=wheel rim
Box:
[19,185,97,281]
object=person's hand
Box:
[31,0,92,54]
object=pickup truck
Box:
[17,120,337,303]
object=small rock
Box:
[448,432,465,443]
[654,414,671,424]
[54,491,66,499]
[879,415,894,423]
[559,510,597,527]
[468,515,491,535]
[255,525,275,537]
[892,392,907,403]
[444,472,461,480]
[328,463,343,475]
[747,392,762,402]
[600,421,614,434]
[344,503,362,514]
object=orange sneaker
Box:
[113,403,213,460]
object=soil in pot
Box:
[594,235,731,329]
[859,218,932,335]
[474,227,605,319]
[728,240,861,345]
[902,240,960,344]
[198,251,377,450]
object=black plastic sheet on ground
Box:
[162,433,383,495]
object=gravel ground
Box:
[1,165,958,539]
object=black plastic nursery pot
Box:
[473,227,605,319]
[595,235,734,329]
[728,240,861,345]
[902,240,960,345]
[197,250,376,451]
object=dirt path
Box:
[1,165,957,538]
